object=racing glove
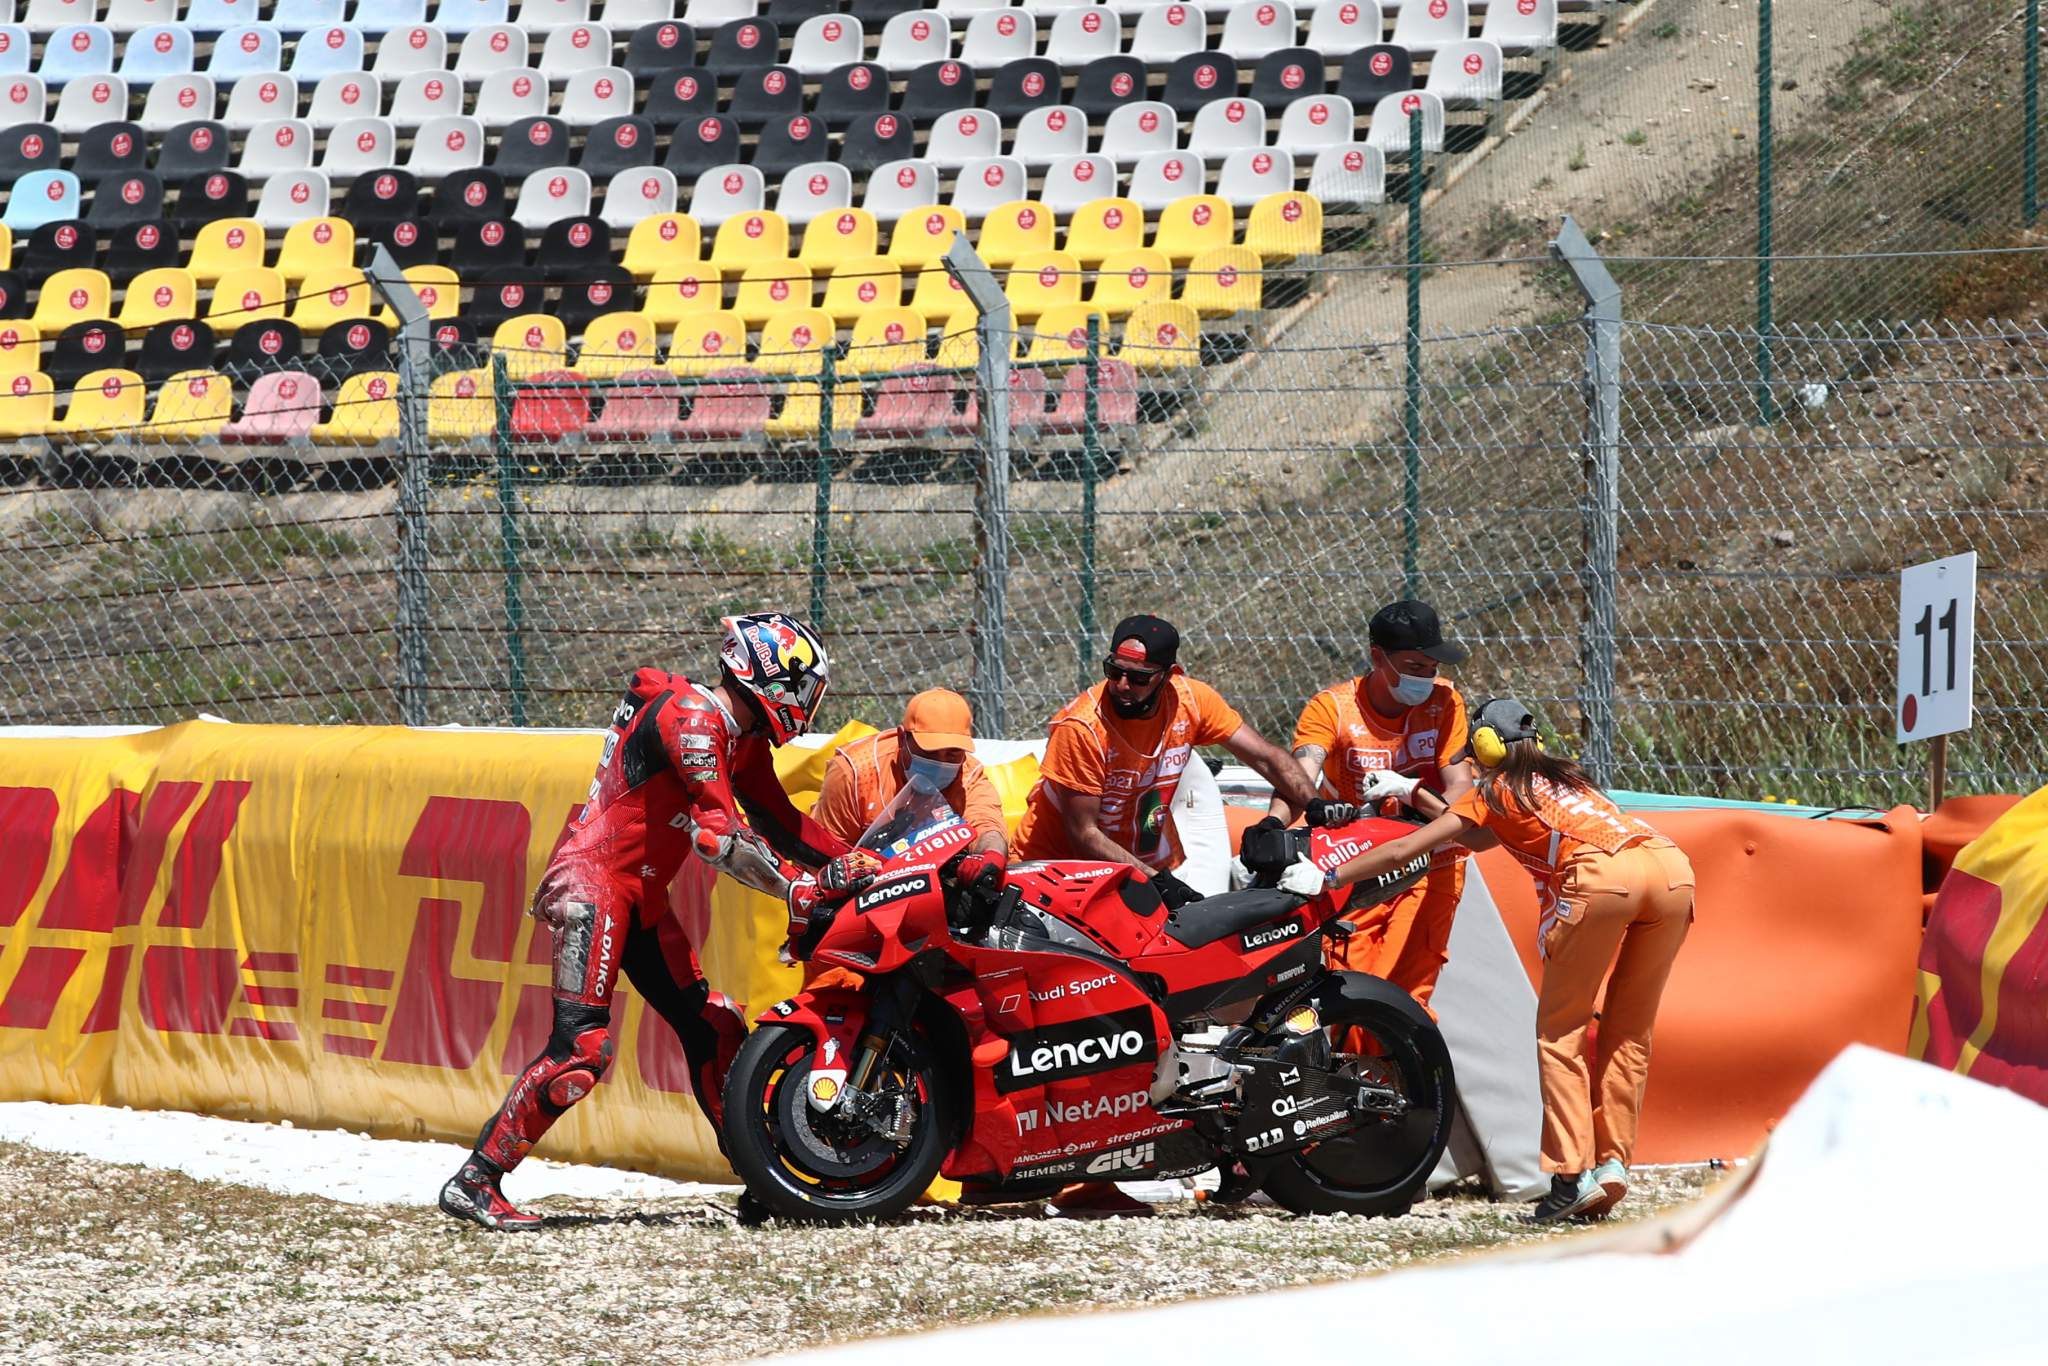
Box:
[953,847,1007,893]
[1277,856,1326,898]
[1149,868,1204,910]
[784,878,825,940]
[1356,771,1421,804]
[1304,798,1359,828]
[818,849,882,895]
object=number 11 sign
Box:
[1896,551,1977,745]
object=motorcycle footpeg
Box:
[1208,1159,1275,1206]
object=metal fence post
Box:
[810,349,836,629]
[363,243,432,726]
[1755,0,1776,425]
[944,232,1012,735]
[490,353,527,727]
[1078,313,1102,694]
[1549,217,1620,784]
[2028,0,2040,223]
[1403,103,1424,599]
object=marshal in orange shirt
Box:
[1291,675,1470,803]
[813,728,1008,847]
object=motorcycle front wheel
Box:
[1260,996,1454,1218]
[722,1021,956,1224]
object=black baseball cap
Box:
[1109,615,1179,670]
[1369,600,1468,664]
[1474,697,1539,743]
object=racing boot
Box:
[438,1157,542,1232]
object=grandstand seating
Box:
[0,0,1575,452]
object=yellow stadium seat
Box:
[0,320,40,376]
[291,267,372,334]
[755,308,834,376]
[1152,194,1235,267]
[1064,197,1145,269]
[641,260,726,330]
[56,368,147,439]
[371,265,460,327]
[1003,249,1082,323]
[842,306,928,375]
[276,216,356,284]
[208,267,288,330]
[764,377,862,442]
[820,256,903,327]
[663,310,749,376]
[0,369,52,438]
[0,222,11,272]
[731,261,816,328]
[1090,247,1174,320]
[710,208,791,272]
[909,264,974,334]
[1242,190,1324,263]
[887,205,965,273]
[1181,245,1265,318]
[577,311,659,379]
[974,200,1054,269]
[32,268,112,333]
[492,314,569,379]
[310,370,401,445]
[623,212,703,281]
[189,218,266,285]
[139,369,233,442]
[798,206,880,275]
[1120,302,1201,373]
[429,368,496,442]
[116,267,199,331]
[932,324,977,372]
[1018,303,1105,367]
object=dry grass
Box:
[0,1142,1718,1365]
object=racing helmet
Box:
[718,612,829,746]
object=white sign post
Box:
[1896,551,1977,807]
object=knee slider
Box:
[543,1026,615,1108]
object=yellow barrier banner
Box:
[0,721,1040,1181]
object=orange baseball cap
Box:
[901,688,975,751]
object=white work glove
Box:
[1228,856,1254,891]
[1276,856,1325,898]
[1358,770,1421,804]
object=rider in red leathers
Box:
[440,613,876,1230]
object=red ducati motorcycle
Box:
[722,786,1455,1223]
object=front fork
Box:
[805,975,918,1144]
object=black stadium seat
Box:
[224,318,305,374]
[374,217,441,269]
[317,317,393,375]
[988,57,1063,121]
[343,167,420,231]
[138,318,218,383]
[727,64,801,127]
[428,316,480,364]
[750,112,828,180]
[1074,55,1148,121]
[451,215,527,275]
[48,320,128,391]
[1162,51,1238,115]
[815,61,889,128]
[433,168,508,225]
[644,66,718,129]
[170,170,249,230]
[464,266,547,330]
[493,117,572,180]
[899,59,976,123]
[156,121,231,181]
[838,109,914,174]
[19,220,98,284]
[705,17,780,75]
[73,122,147,179]
[0,123,61,180]
[555,267,635,337]
[88,172,165,229]
[1338,45,1415,110]
[1250,47,1328,111]
[580,116,657,180]
[624,19,698,83]
[536,216,612,282]
[105,219,181,283]
[664,113,739,180]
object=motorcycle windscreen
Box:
[856,778,967,862]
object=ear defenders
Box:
[1470,697,1542,768]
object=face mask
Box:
[906,755,960,792]
[1390,671,1436,707]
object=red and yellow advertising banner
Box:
[0,721,1038,1182]
[1911,784,2048,1103]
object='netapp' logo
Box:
[1241,920,1303,951]
[997,1007,1157,1093]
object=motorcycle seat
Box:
[1163,887,1304,950]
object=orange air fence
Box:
[0,720,1043,1182]
[1224,802,1928,1163]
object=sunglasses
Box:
[1103,660,1164,686]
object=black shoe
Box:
[438,1159,543,1231]
[1525,1171,1602,1225]
[735,1190,773,1226]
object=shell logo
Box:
[676,75,699,99]
[959,113,978,136]
[482,221,505,244]
[596,78,615,98]
[328,286,351,307]
[455,375,477,398]
[71,29,90,50]
[140,225,163,248]
[1343,149,1364,171]
[1217,265,1239,288]
[278,378,300,399]
[10,376,28,396]
[154,30,174,51]
[911,19,930,39]
[722,172,742,193]
[19,133,40,158]
[1156,322,1178,345]
[243,290,263,310]
[1280,197,1302,221]
[1167,3,1188,21]
[1369,50,1395,75]
[524,324,545,346]
[1194,64,1216,89]
[347,324,370,348]
[1256,3,1275,22]
[1402,93,1421,114]
[426,78,445,99]
[1074,159,1095,181]
[367,377,390,399]
[738,23,759,47]
[102,375,124,398]
[396,223,419,245]
[791,324,812,346]
[1037,264,1060,288]
[84,331,107,353]
[807,174,828,195]
[466,180,488,205]
[1017,206,1037,228]
[744,215,765,238]
[1082,10,1102,31]
[616,123,639,148]
[180,85,199,107]
[923,211,944,233]
[260,330,283,354]
[419,285,439,306]
[409,26,428,47]
[659,218,680,240]
[1429,0,1447,15]
[154,285,174,307]
[850,64,872,89]
[513,76,532,96]
[69,288,88,309]
[569,222,591,246]
[548,175,568,197]
[1023,71,1045,96]
[356,130,377,152]
[770,278,790,300]
[326,26,345,47]
[823,20,842,40]
[491,30,510,50]
[1464,51,1483,73]
[997,14,1016,34]
[1308,102,1328,125]
[700,116,722,141]
[1192,202,1213,225]
[1139,111,1159,133]
[658,23,679,46]
[939,61,961,84]
[790,115,812,139]
[703,330,724,353]
[314,222,333,243]
[1104,206,1124,228]
[1163,159,1184,181]
[276,124,296,147]
[858,281,877,302]
[835,211,857,234]
[571,26,591,47]
[884,322,905,343]
[590,282,613,304]
[618,328,639,349]
[173,325,195,348]
[1283,63,1304,88]
[260,79,279,101]
[983,164,1004,187]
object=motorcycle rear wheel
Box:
[1260,997,1453,1218]
[723,1022,956,1225]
